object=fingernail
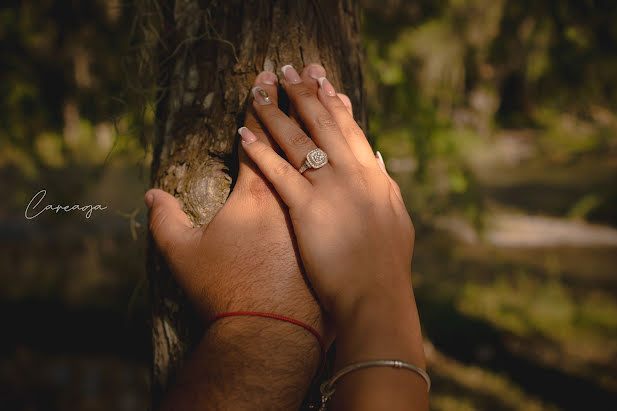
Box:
[376,151,386,171]
[281,64,302,84]
[238,126,257,144]
[307,64,326,80]
[256,71,277,85]
[145,192,154,208]
[251,86,272,105]
[317,77,336,96]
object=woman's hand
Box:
[240,64,415,323]
[242,63,428,411]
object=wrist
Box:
[332,269,414,329]
[162,316,322,410]
[205,315,323,380]
[335,284,425,369]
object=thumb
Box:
[145,189,195,258]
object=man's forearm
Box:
[160,317,321,410]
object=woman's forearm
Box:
[331,283,428,410]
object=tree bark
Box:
[146,0,366,408]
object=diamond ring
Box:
[298,148,328,174]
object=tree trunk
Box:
[146,0,366,408]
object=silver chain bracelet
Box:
[318,360,430,411]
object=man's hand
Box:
[146,68,335,409]
[146,70,326,327]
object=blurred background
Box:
[1,0,616,410]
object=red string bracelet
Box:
[208,311,326,382]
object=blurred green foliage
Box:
[362,0,617,225]
[0,1,150,214]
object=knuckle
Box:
[288,131,311,147]
[315,112,338,130]
[342,125,366,141]
[253,145,271,158]
[294,86,315,99]
[273,161,293,177]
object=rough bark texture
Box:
[147,0,366,407]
